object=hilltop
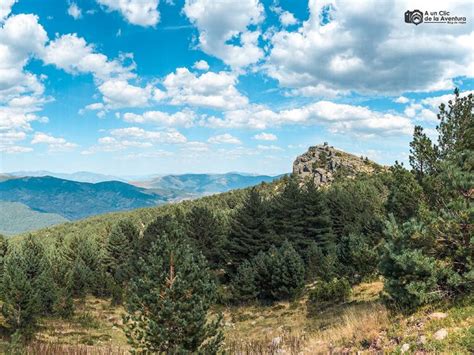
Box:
[293,142,381,186]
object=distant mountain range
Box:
[132,173,280,199]
[7,171,125,183]
[0,172,281,235]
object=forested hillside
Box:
[0,90,472,353]
[0,176,165,220]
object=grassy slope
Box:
[1,282,471,353]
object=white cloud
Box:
[0,16,51,155]
[123,109,196,127]
[193,60,209,71]
[183,141,209,152]
[0,14,48,103]
[42,34,134,82]
[0,0,17,23]
[205,100,413,137]
[279,11,297,27]
[0,130,31,153]
[266,0,474,94]
[96,0,160,27]
[257,144,283,151]
[82,127,187,154]
[98,80,151,109]
[183,0,265,68]
[271,6,298,27]
[67,3,82,20]
[110,127,187,144]
[254,132,277,141]
[31,132,78,151]
[394,96,410,104]
[402,90,474,123]
[207,133,241,144]
[163,67,248,110]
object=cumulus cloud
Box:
[110,127,187,143]
[266,0,474,95]
[206,101,413,137]
[67,3,82,19]
[42,34,135,82]
[31,132,78,151]
[271,5,298,27]
[98,80,152,109]
[208,133,241,144]
[0,14,53,154]
[162,67,248,110]
[193,60,209,71]
[256,144,283,151]
[183,0,265,68]
[254,132,277,141]
[82,127,187,154]
[123,109,196,127]
[96,0,160,27]
[0,130,31,153]
[0,0,17,23]
[394,96,410,104]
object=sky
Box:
[0,0,473,176]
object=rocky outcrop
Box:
[293,142,378,186]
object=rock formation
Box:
[292,142,378,186]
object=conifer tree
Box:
[386,162,424,222]
[301,179,335,253]
[138,213,183,257]
[271,240,305,300]
[124,235,223,354]
[409,125,438,180]
[232,260,258,303]
[1,247,41,338]
[270,176,305,247]
[185,205,226,268]
[305,241,336,282]
[226,188,272,273]
[105,219,139,304]
[252,241,305,302]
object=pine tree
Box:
[124,235,223,354]
[1,247,41,338]
[138,213,183,257]
[379,218,443,310]
[105,219,139,304]
[409,125,438,180]
[271,240,305,300]
[232,260,258,303]
[69,235,107,299]
[337,233,378,283]
[386,162,424,222]
[305,241,335,282]
[226,188,273,273]
[301,179,335,253]
[252,241,305,302]
[185,205,226,268]
[270,176,305,248]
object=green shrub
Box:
[307,278,351,313]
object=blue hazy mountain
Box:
[0,173,282,235]
[8,171,125,183]
[0,176,165,221]
[133,173,280,197]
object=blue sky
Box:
[0,0,473,175]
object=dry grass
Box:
[1,281,471,354]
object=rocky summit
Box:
[293,142,379,186]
